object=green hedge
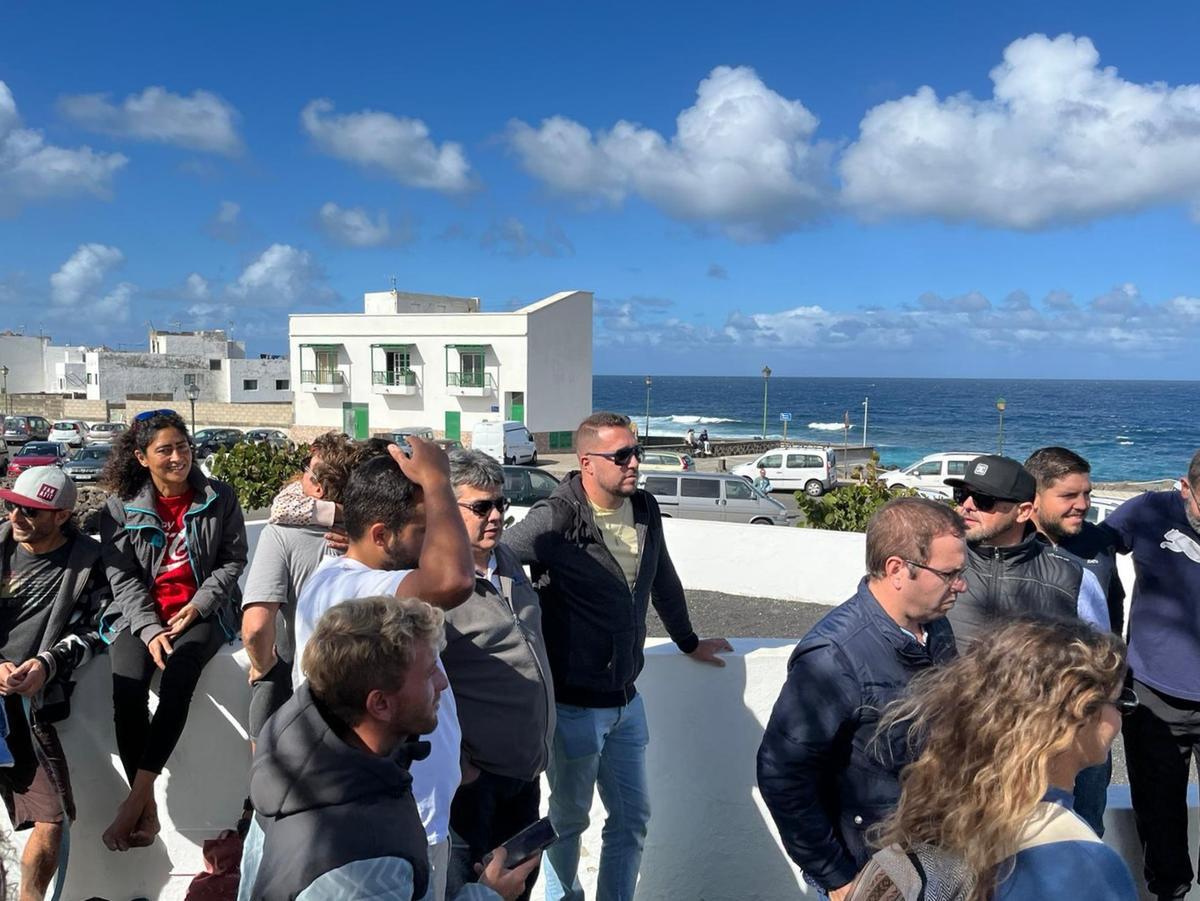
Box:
[208,442,310,511]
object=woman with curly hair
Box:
[853,618,1137,901]
[98,410,247,852]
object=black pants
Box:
[110,619,224,782]
[1125,678,1200,900]
[247,656,294,739]
[449,770,541,901]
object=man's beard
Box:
[384,535,419,571]
[1187,505,1200,535]
[1040,511,1083,544]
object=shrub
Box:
[208,441,310,511]
[794,456,917,532]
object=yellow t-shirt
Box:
[589,499,640,589]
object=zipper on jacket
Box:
[490,577,555,770]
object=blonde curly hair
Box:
[870,618,1126,901]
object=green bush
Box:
[208,442,310,511]
[794,456,917,532]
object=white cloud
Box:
[0,81,127,215]
[301,99,474,194]
[840,34,1200,228]
[58,86,243,155]
[226,244,336,307]
[506,66,834,241]
[183,273,210,300]
[480,217,574,258]
[206,200,242,242]
[317,201,410,247]
[95,282,134,322]
[50,243,125,305]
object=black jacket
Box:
[503,472,698,708]
[245,682,432,900]
[947,526,1088,653]
[1050,522,1126,636]
[756,579,957,891]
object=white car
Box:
[880,452,989,496]
[48,420,89,447]
[731,446,836,496]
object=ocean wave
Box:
[667,415,737,424]
[1118,440,1134,446]
[1115,435,1131,440]
[808,421,850,431]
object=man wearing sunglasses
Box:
[1100,450,1200,901]
[442,449,554,900]
[0,466,109,899]
[504,412,731,901]
[944,454,1109,657]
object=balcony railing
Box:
[300,369,344,385]
[372,369,416,387]
[446,372,496,390]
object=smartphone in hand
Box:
[482,816,558,870]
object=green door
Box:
[444,410,461,441]
[342,402,369,439]
[507,391,525,423]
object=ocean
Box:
[593,376,1200,483]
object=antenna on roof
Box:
[390,274,398,293]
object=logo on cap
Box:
[974,463,989,475]
[36,484,59,503]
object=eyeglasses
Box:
[1111,685,1139,716]
[458,497,511,517]
[902,559,968,586]
[587,444,644,467]
[3,500,51,518]
[951,485,1010,513]
[133,408,178,424]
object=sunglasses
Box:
[588,444,644,467]
[951,485,1012,512]
[458,497,511,517]
[1111,685,1139,716]
[133,408,178,424]
[902,559,968,586]
[3,500,51,518]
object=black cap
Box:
[944,454,1035,502]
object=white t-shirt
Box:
[294,556,462,845]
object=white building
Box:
[289,288,593,448]
[0,333,70,396]
[84,328,293,404]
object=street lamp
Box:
[644,376,652,440]
[761,365,771,438]
[0,365,7,416]
[185,382,200,434]
[996,397,1007,455]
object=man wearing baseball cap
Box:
[944,454,1109,655]
[0,466,110,896]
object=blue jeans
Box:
[1073,753,1112,837]
[543,695,651,901]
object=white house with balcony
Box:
[289,288,593,448]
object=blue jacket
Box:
[756,578,957,891]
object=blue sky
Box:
[3,2,1200,378]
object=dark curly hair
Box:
[101,410,192,499]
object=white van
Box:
[732,446,836,496]
[472,420,537,465]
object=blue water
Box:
[594,376,1200,483]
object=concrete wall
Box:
[151,329,245,359]
[524,291,593,434]
[86,351,222,403]
[121,399,293,429]
[226,358,293,403]
[0,334,54,394]
[364,290,479,314]
[2,393,108,423]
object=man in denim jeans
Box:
[504,412,731,901]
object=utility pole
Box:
[862,396,869,447]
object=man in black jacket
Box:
[757,497,964,900]
[0,466,109,898]
[504,412,730,901]
[944,454,1109,653]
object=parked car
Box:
[245,428,295,451]
[1087,494,1127,524]
[86,421,128,443]
[731,446,837,496]
[62,443,112,482]
[2,415,51,446]
[48,420,89,447]
[640,450,695,472]
[639,471,790,525]
[193,427,245,459]
[434,439,463,452]
[0,436,8,468]
[503,465,560,507]
[7,441,72,476]
[880,451,988,495]
[473,420,537,466]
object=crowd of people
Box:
[0,405,1197,901]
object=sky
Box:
[2,2,1200,378]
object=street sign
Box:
[779,412,792,422]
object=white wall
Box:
[524,291,593,434]
[87,352,218,403]
[227,357,293,403]
[0,334,54,394]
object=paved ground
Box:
[647,589,1132,785]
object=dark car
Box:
[62,443,113,483]
[7,441,72,477]
[245,428,295,451]
[2,415,51,446]
[434,439,463,452]
[192,427,245,459]
[503,465,560,507]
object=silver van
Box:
[639,471,791,525]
